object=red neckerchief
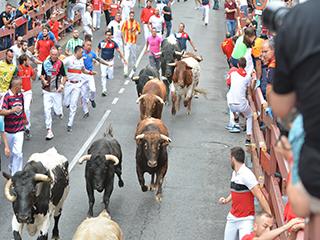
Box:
[268,58,276,68]
[237,67,247,77]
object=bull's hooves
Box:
[155,195,162,203]
[118,180,124,188]
[87,212,93,218]
[149,185,156,191]
[142,185,148,192]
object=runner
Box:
[174,23,197,51]
[140,0,155,41]
[107,12,124,53]
[145,27,162,70]
[148,8,164,37]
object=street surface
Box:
[0,2,245,239]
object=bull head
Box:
[78,154,119,165]
[136,94,165,105]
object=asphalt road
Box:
[0,2,246,240]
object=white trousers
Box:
[7,131,24,175]
[124,43,137,75]
[23,90,32,130]
[83,25,93,36]
[224,218,254,240]
[143,24,151,41]
[43,90,63,130]
[229,101,253,135]
[92,10,101,29]
[83,74,96,101]
[202,4,209,24]
[100,60,114,92]
[37,64,42,80]
[64,82,81,127]
[113,38,123,54]
[70,3,86,21]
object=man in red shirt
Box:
[48,14,61,41]
[92,0,103,30]
[17,54,35,140]
[225,0,237,36]
[221,34,238,68]
[140,0,155,41]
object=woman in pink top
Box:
[145,27,162,70]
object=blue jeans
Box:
[165,20,172,37]
[226,19,236,37]
[240,5,248,17]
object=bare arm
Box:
[1,132,10,157]
[251,185,271,215]
[218,194,232,204]
[189,39,197,52]
[270,91,296,118]
[116,48,127,64]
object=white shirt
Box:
[244,48,254,77]
[227,69,249,105]
[10,44,21,66]
[83,11,92,27]
[121,0,134,20]
[107,20,123,41]
[63,55,85,82]
[238,0,247,6]
[149,15,164,33]
[79,0,87,4]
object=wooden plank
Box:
[251,146,265,187]
[260,150,276,176]
[0,28,15,38]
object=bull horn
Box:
[34,174,51,183]
[4,179,16,202]
[104,154,119,166]
[148,76,155,80]
[136,94,146,104]
[135,134,145,140]
[78,154,92,164]
[132,76,139,81]
[155,95,165,105]
[160,134,172,143]
[175,51,183,56]
[167,62,176,67]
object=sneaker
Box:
[245,139,251,146]
[67,126,72,132]
[205,23,208,26]
[90,100,96,108]
[225,124,233,131]
[25,129,32,140]
[46,130,54,140]
[229,126,241,133]
[58,114,63,120]
[101,91,107,97]
[83,112,89,119]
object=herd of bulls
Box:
[1,35,203,240]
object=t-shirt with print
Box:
[63,55,85,82]
[41,58,66,92]
[18,64,34,92]
[36,39,54,61]
[83,50,97,71]
[107,20,123,41]
[98,40,119,60]
[0,60,17,93]
[0,11,11,28]
[2,90,25,133]
[175,32,190,51]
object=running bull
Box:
[136,78,167,119]
[168,56,201,115]
[78,126,124,217]
[2,147,69,240]
[135,118,171,202]
[131,65,159,96]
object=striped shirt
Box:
[2,90,25,133]
[65,38,84,54]
[121,19,141,44]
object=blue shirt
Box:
[175,32,190,51]
[37,31,56,42]
[98,40,119,60]
[83,50,97,71]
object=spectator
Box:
[174,22,197,52]
[140,0,155,41]
[221,34,237,68]
[242,211,304,240]
[148,8,164,37]
[40,47,66,140]
[70,0,87,22]
[0,49,17,97]
[162,1,172,37]
[17,54,35,140]
[237,0,248,17]
[37,28,57,43]
[122,10,141,77]
[108,13,124,53]
[219,147,271,240]
[0,77,25,175]
[0,4,14,50]
[92,0,103,30]
[251,36,264,86]
[225,0,237,37]
[96,29,126,96]
[201,0,210,26]
[83,5,94,37]
[48,13,61,41]
[65,29,84,56]
[121,0,135,21]
[10,36,23,66]
[145,27,162,70]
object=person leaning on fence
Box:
[219,147,272,240]
[0,4,14,51]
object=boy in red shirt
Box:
[221,34,237,68]
[17,54,35,139]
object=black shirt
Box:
[163,6,172,21]
[0,11,12,28]
[273,0,320,198]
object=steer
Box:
[131,65,159,96]
[73,209,123,240]
[169,57,201,115]
[135,118,171,202]
[136,78,167,119]
[78,126,124,217]
[2,147,69,240]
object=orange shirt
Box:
[121,19,141,44]
[140,7,155,24]
[103,0,112,11]
[18,64,34,91]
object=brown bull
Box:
[135,118,171,202]
[136,78,167,119]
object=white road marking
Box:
[118,88,125,94]
[129,44,147,79]
[69,109,111,172]
[124,80,130,85]
[112,97,119,105]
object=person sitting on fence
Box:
[0,4,14,51]
[241,211,304,240]
[219,147,272,240]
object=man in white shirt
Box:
[107,13,124,53]
[237,0,248,17]
[121,0,135,21]
[70,0,87,21]
[10,36,23,66]
[83,5,94,37]
[148,8,164,37]
[63,45,95,132]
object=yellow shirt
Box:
[0,61,17,93]
[252,37,264,59]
